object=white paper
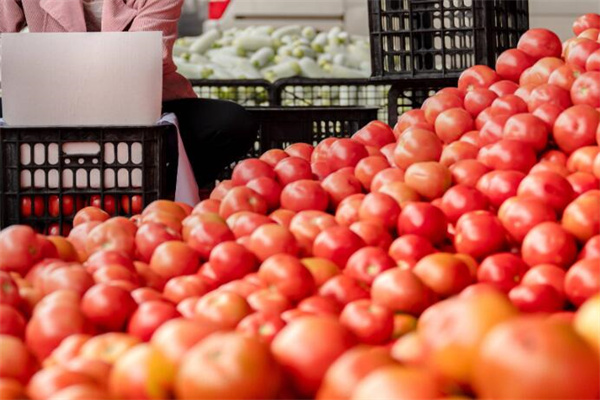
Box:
[1,32,162,126]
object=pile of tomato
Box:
[1,14,600,400]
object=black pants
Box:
[163,98,257,188]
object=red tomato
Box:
[313,226,366,268]
[478,114,511,146]
[573,13,600,35]
[206,241,256,285]
[248,224,299,262]
[388,234,435,266]
[326,139,369,172]
[20,196,44,218]
[489,80,519,97]
[297,295,342,316]
[186,215,234,259]
[502,113,548,152]
[274,157,313,186]
[334,193,364,226]
[571,71,600,108]
[566,39,600,69]
[120,195,143,215]
[344,247,395,286]
[352,121,396,149]
[495,49,534,82]
[237,312,286,345]
[289,210,338,256]
[528,84,572,113]
[85,249,134,273]
[280,179,329,212]
[321,171,363,208]
[564,258,600,307]
[81,284,137,332]
[562,190,600,243]
[85,220,135,258]
[271,316,356,397]
[258,254,315,302]
[434,108,474,143]
[312,138,338,163]
[567,146,599,174]
[301,258,341,288]
[477,253,530,293]
[352,365,443,400]
[268,209,296,228]
[554,105,600,154]
[476,170,525,208]
[440,184,489,224]
[27,366,96,400]
[394,109,434,136]
[440,141,479,167]
[458,65,500,92]
[246,177,282,211]
[532,102,565,131]
[354,156,390,191]
[464,89,498,118]
[404,161,451,200]
[371,268,436,315]
[413,253,473,297]
[509,284,565,313]
[517,28,562,59]
[0,226,43,274]
[522,264,566,296]
[149,241,200,279]
[73,207,110,227]
[357,193,400,231]
[0,272,21,309]
[349,221,393,250]
[422,93,464,124]
[134,222,181,263]
[0,305,26,339]
[260,149,289,167]
[41,264,94,298]
[517,171,575,214]
[246,288,292,314]
[397,202,447,245]
[521,222,578,268]
[548,64,585,91]
[89,195,116,215]
[454,211,507,260]
[226,211,273,239]
[370,168,405,193]
[340,299,393,345]
[231,159,275,186]
[437,87,466,99]
[498,196,557,243]
[319,275,369,306]
[479,139,537,173]
[163,275,209,303]
[450,159,491,187]
[586,49,600,71]
[285,143,314,161]
[127,300,180,341]
[219,187,268,219]
[491,95,528,116]
[210,180,233,201]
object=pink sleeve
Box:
[0,0,26,32]
[128,0,183,76]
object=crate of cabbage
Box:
[215,106,378,180]
[174,25,372,82]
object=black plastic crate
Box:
[189,79,275,106]
[368,0,529,79]
[216,107,378,180]
[0,124,177,234]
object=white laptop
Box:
[0,32,162,126]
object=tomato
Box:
[219,186,268,219]
[355,193,399,232]
[434,108,474,143]
[388,235,435,267]
[554,105,600,155]
[237,312,286,344]
[500,195,558,245]
[568,169,599,194]
[548,64,585,91]
[334,193,364,227]
[20,196,45,218]
[226,211,273,239]
[41,264,94,297]
[571,71,600,108]
[352,121,396,149]
[313,226,365,267]
[566,39,600,69]
[325,139,368,172]
[491,94,528,117]
[440,184,489,224]
[476,170,525,208]
[269,209,296,228]
[280,179,329,212]
[77,332,140,365]
[186,215,234,259]
[503,113,548,152]
[517,170,576,214]
[210,180,233,201]
[90,195,116,215]
[0,272,21,309]
[246,177,282,211]
[85,249,134,273]
[134,222,181,263]
[108,344,173,400]
[397,202,447,245]
[370,168,405,193]
[231,159,275,186]
[522,264,566,296]
[272,316,355,397]
[349,220,393,250]
[257,254,315,302]
[338,299,392,345]
[317,346,395,400]
[297,295,342,316]
[531,104,563,134]
[404,161,451,200]
[477,253,530,293]
[449,159,490,187]
[27,365,96,400]
[274,157,313,186]
[495,49,534,82]
[126,300,179,342]
[564,258,600,307]
[437,87,465,99]
[413,253,473,297]
[0,305,26,339]
[321,171,362,208]
[247,288,292,314]
[204,241,256,285]
[353,156,389,192]
[509,283,565,313]
[0,226,43,274]
[586,49,600,71]
[247,223,298,262]
[521,221,578,269]
[393,128,442,169]
[149,241,200,279]
[288,211,337,256]
[422,93,464,124]
[454,211,507,260]
[393,109,434,137]
[528,84,572,114]
[344,247,395,286]
[478,114,510,146]
[371,268,436,315]
[319,275,369,306]
[464,88,498,118]
[162,275,209,303]
[489,80,520,97]
[573,13,600,35]
[355,365,445,400]
[517,28,562,59]
[440,141,479,167]
[192,200,221,216]
[562,190,600,243]
[301,258,340,288]
[473,317,600,400]
[194,290,251,330]
[260,149,289,167]
[458,65,499,92]
[567,146,599,175]
[85,221,135,259]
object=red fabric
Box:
[0,0,197,101]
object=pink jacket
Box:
[0,0,197,101]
